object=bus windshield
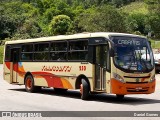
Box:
[111,36,154,72]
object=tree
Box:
[49,15,73,35]
[146,15,160,38]
[126,13,147,34]
[13,18,42,39]
[78,5,127,33]
[145,0,160,38]
[0,1,25,39]
[0,1,40,40]
[145,0,160,14]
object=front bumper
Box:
[111,78,155,95]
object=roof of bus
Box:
[5,32,146,44]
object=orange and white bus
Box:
[3,32,155,100]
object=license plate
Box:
[136,87,142,90]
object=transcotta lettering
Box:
[42,66,72,72]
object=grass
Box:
[0,46,4,64]
[149,39,160,49]
[154,42,160,49]
[120,1,148,15]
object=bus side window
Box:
[5,45,11,61]
[69,40,88,51]
[21,44,33,61]
[50,41,67,61]
[68,40,88,60]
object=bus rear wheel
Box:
[25,75,39,93]
[80,79,90,100]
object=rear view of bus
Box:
[110,35,155,98]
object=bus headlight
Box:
[150,75,155,82]
[113,73,124,83]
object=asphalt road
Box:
[0,64,160,120]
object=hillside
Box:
[120,1,148,14]
[0,0,160,63]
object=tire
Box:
[25,75,37,93]
[54,88,68,93]
[80,79,90,100]
[116,94,124,100]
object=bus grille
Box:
[127,87,149,92]
[126,82,148,84]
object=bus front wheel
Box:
[80,79,90,100]
[25,75,39,93]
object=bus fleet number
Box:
[79,66,86,71]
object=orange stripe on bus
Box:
[61,78,73,89]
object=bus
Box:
[3,32,155,100]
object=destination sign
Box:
[118,40,140,45]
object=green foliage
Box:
[0,1,24,39]
[149,38,160,49]
[0,0,39,39]
[0,46,4,64]
[144,0,160,38]
[146,15,160,38]
[49,15,73,35]
[0,0,160,41]
[78,5,126,32]
[120,1,148,14]
[13,18,42,39]
[145,0,160,14]
[1,0,160,63]
[126,13,147,34]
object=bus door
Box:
[94,45,107,91]
[10,48,20,83]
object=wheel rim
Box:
[26,78,32,89]
[80,84,83,95]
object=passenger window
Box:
[34,43,49,61]
[68,51,88,60]
[50,42,67,51]
[21,44,33,61]
[5,45,11,61]
[68,40,88,61]
[35,43,49,51]
[34,53,49,60]
[50,52,67,61]
[69,40,88,51]
[50,41,67,61]
[22,44,33,52]
[21,53,33,60]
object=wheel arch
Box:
[24,72,33,84]
[75,74,90,91]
